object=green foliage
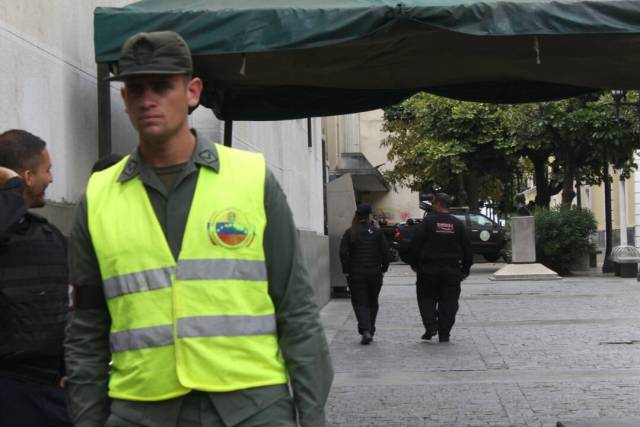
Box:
[534,208,597,275]
[383,91,640,212]
[382,93,518,208]
[505,94,640,206]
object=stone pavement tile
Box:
[327,381,640,426]
[323,263,640,426]
[327,383,513,427]
[330,325,487,373]
[321,299,353,344]
[464,295,640,323]
[369,298,476,331]
[519,381,640,426]
[483,323,640,370]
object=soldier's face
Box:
[121,75,202,142]
[21,148,53,208]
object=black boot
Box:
[421,323,437,341]
[360,331,373,345]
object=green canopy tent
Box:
[94,0,640,152]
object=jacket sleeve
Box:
[407,221,428,270]
[64,195,112,427]
[0,177,27,238]
[458,222,473,275]
[263,170,333,427]
[379,232,391,273]
[339,230,351,274]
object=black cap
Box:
[433,193,452,208]
[108,31,193,81]
[356,203,372,217]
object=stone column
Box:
[511,216,536,263]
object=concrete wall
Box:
[323,116,340,170]
[0,0,135,207]
[298,230,330,308]
[3,2,330,305]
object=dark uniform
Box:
[340,221,390,337]
[0,177,71,426]
[408,212,472,342]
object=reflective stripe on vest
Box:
[110,315,277,353]
[176,259,267,281]
[86,144,287,400]
[110,324,174,353]
[177,314,276,338]
[103,259,267,300]
[103,267,173,299]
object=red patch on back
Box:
[437,222,454,232]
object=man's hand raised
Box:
[0,166,19,188]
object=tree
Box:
[383,91,640,214]
[382,93,518,210]
[506,93,640,207]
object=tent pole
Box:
[97,63,112,157]
[224,120,233,147]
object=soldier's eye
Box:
[151,81,172,93]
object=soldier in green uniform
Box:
[64,31,333,427]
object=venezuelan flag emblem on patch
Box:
[207,209,256,249]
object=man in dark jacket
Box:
[0,129,71,426]
[408,193,472,343]
[340,203,391,344]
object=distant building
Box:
[323,110,422,224]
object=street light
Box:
[611,89,640,118]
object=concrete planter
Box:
[570,253,591,272]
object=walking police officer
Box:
[408,193,472,343]
[340,204,390,345]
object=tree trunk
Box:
[464,173,480,211]
[561,145,577,207]
[531,155,551,208]
[456,174,469,206]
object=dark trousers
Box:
[348,272,383,335]
[416,264,462,338]
[0,376,72,426]
[106,392,296,427]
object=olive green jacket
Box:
[64,135,333,427]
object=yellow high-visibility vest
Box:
[86,144,287,401]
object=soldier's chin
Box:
[31,195,46,208]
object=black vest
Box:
[348,226,385,275]
[0,212,68,384]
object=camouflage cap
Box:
[108,31,192,81]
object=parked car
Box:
[379,223,402,262]
[394,209,507,263]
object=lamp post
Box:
[602,147,614,273]
[611,89,640,118]
[601,90,623,273]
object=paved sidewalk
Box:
[320,262,640,427]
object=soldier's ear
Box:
[121,87,129,113]
[19,169,33,187]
